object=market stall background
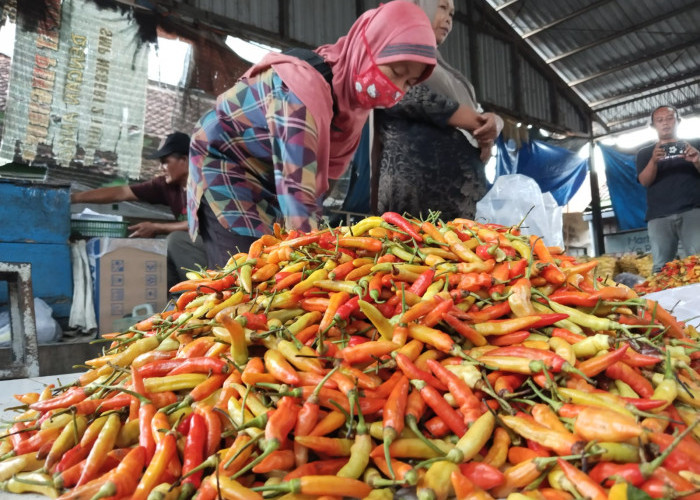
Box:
[0,0,698,366]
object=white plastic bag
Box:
[475,174,564,247]
[0,297,62,346]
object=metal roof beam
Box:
[604,98,699,128]
[479,3,595,132]
[521,0,614,39]
[546,5,697,64]
[568,36,700,86]
[494,0,520,12]
[591,73,700,111]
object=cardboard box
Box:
[86,238,167,334]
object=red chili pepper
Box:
[508,258,528,279]
[442,313,488,347]
[395,352,448,391]
[180,412,206,490]
[29,387,88,412]
[420,297,455,327]
[576,344,629,377]
[408,269,436,296]
[589,462,644,487]
[335,296,361,322]
[411,379,467,437]
[465,301,511,322]
[382,212,423,242]
[346,334,369,347]
[196,404,222,459]
[426,359,481,423]
[490,330,530,346]
[622,348,663,367]
[458,462,505,490]
[551,327,586,344]
[283,458,348,480]
[605,361,654,397]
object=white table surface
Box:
[0,373,82,499]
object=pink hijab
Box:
[246,1,436,196]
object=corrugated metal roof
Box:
[110,0,697,137]
[485,0,700,137]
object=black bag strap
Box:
[282,47,339,125]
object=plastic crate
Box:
[71,219,130,238]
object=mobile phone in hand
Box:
[661,142,686,159]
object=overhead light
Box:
[527,124,533,129]
[516,122,522,128]
[539,128,550,137]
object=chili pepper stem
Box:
[224,433,263,469]
[640,419,700,478]
[405,415,446,457]
[526,379,563,411]
[480,373,515,415]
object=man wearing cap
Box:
[71,132,207,288]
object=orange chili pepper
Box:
[131,432,177,500]
[76,412,120,486]
[382,375,409,478]
[556,458,607,500]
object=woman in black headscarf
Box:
[374,0,503,220]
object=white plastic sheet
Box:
[476,174,563,247]
[643,283,700,328]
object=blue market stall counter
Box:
[0,178,73,319]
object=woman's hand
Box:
[473,113,502,143]
[479,141,494,163]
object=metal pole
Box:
[588,116,605,256]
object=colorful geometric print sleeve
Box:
[187,69,323,239]
[267,78,322,233]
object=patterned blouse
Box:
[188,68,323,240]
[376,84,487,221]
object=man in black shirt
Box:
[72,132,207,288]
[636,106,700,272]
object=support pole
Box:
[588,116,605,256]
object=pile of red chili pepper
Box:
[635,255,700,294]
[1,212,699,500]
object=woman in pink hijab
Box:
[188,1,437,268]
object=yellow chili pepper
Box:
[348,216,383,236]
[532,301,584,334]
[144,373,208,393]
[286,311,322,336]
[0,453,45,482]
[548,301,619,331]
[115,418,140,448]
[548,337,576,365]
[0,471,59,498]
[607,482,628,500]
[277,339,324,375]
[443,230,482,263]
[206,290,245,318]
[650,350,677,412]
[44,414,88,471]
[450,411,495,462]
[571,333,613,358]
[418,461,458,500]
[291,268,328,294]
[358,300,394,341]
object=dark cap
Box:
[148,132,190,159]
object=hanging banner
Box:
[0,0,149,178]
